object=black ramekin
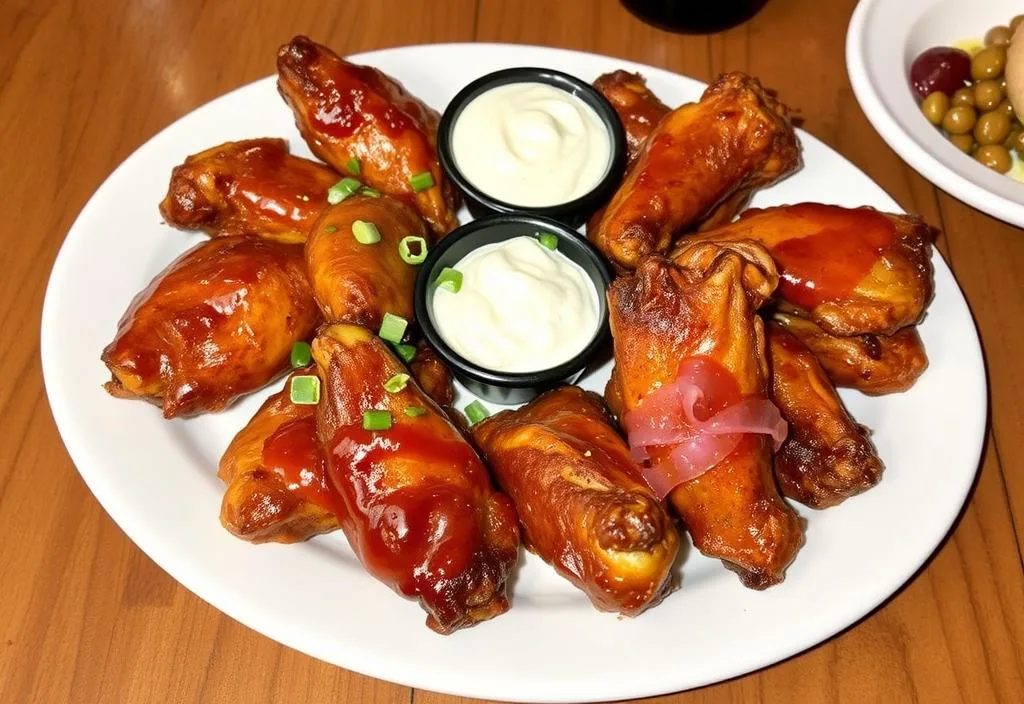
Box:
[414,213,612,405]
[436,67,627,230]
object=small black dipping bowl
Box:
[414,213,612,405]
[436,67,627,229]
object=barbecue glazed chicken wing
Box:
[607,241,803,588]
[277,36,458,236]
[592,70,671,163]
[159,138,338,244]
[305,194,427,328]
[102,237,320,418]
[408,340,455,409]
[771,311,929,395]
[685,204,936,336]
[313,324,519,634]
[589,72,801,270]
[473,386,678,616]
[766,323,883,509]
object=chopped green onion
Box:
[352,220,381,244]
[410,171,435,192]
[435,267,463,293]
[327,177,361,205]
[362,409,393,431]
[394,343,417,363]
[289,375,320,405]
[290,341,312,368]
[399,236,428,265]
[324,224,338,233]
[538,232,558,250]
[404,406,426,417]
[360,187,381,198]
[383,373,410,393]
[378,312,408,344]
[345,157,361,176]
[464,400,490,426]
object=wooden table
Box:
[3,0,1023,701]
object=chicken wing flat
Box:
[102,236,320,418]
[766,323,883,509]
[159,138,338,244]
[592,70,671,163]
[685,203,936,336]
[313,324,519,634]
[472,386,678,616]
[607,241,803,589]
[305,194,426,328]
[771,310,929,395]
[277,36,458,236]
[589,72,800,271]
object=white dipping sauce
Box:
[451,82,612,207]
[431,236,600,373]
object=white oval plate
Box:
[847,0,1024,227]
[41,44,986,703]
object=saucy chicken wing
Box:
[684,204,936,336]
[589,72,801,270]
[313,324,519,634]
[607,241,803,588]
[305,194,426,328]
[277,36,458,236]
[592,70,671,163]
[767,323,883,508]
[102,236,320,418]
[408,340,455,409]
[473,386,678,616]
[159,138,338,244]
[771,310,929,395]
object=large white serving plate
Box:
[41,44,986,703]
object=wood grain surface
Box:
[2,0,1022,702]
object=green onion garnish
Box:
[346,157,361,176]
[378,313,408,344]
[394,343,417,363]
[327,177,361,205]
[464,400,490,426]
[289,375,320,405]
[538,232,558,250]
[410,171,435,192]
[383,373,410,393]
[290,341,312,368]
[404,406,426,417]
[435,267,463,293]
[360,187,381,198]
[352,220,381,245]
[362,409,393,431]
[324,224,338,233]
[399,236,428,265]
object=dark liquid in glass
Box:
[620,0,769,33]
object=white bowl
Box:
[847,0,1024,226]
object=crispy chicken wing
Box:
[607,241,803,588]
[472,386,678,615]
[685,204,936,336]
[592,70,671,163]
[313,324,519,634]
[305,194,426,328]
[771,310,929,395]
[766,323,883,508]
[159,138,338,244]
[589,72,801,270]
[277,36,458,236]
[102,237,319,418]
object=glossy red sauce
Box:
[228,147,330,227]
[262,415,346,519]
[311,63,415,140]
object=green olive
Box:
[986,25,1013,47]
[973,79,1004,111]
[974,111,1012,145]
[1012,131,1024,154]
[975,144,1013,172]
[921,91,950,125]
[971,46,1007,81]
[1005,128,1023,151]
[952,87,976,107]
[942,105,978,134]
[949,134,975,153]
[997,98,1016,119]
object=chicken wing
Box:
[684,204,936,336]
[102,236,320,418]
[589,72,800,270]
[771,310,929,395]
[472,386,678,615]
[277,36,458,236]
[408,340,455,409]
[305,194,426,328]
[313,324,519,634]
[592,70,671,163]
[607,241,803,588]
[159,138,339,244]
[766,323,883,509]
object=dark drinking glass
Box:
[620,0,769,34]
